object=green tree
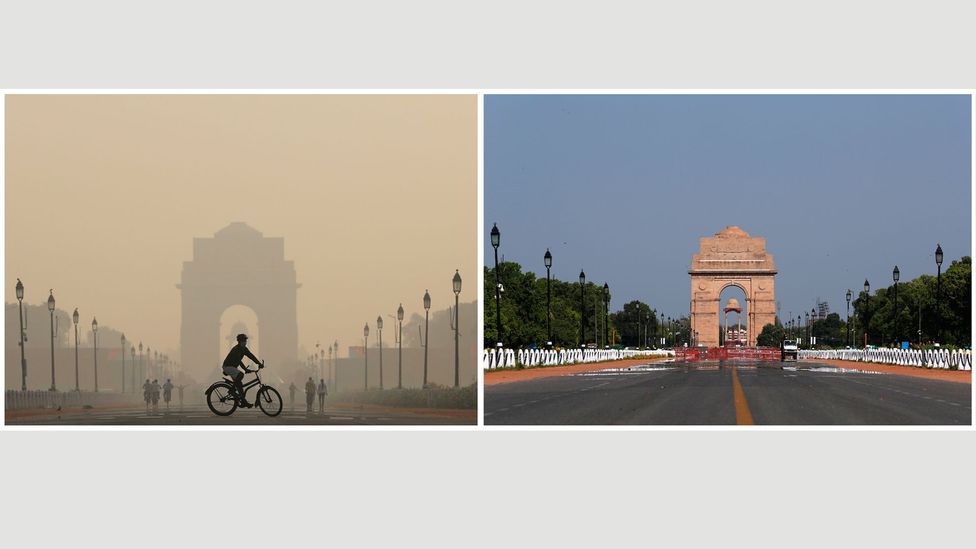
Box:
[756,322,786,347]
[608,301,657,347]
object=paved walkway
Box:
[802,358,971,384]
[485,358,670,386]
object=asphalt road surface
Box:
[6,404,473,426]
[485,361,972,425]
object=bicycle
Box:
[205,362,283,417]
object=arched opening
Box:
[717,284,748,347]
[219,305,260,364]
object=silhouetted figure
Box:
[143,379,152,412]
[304,377,315,413]
[222,333,263,408]
[163,379,173,411]
[318,379,327,413]
[151,379,161,414]
[289,382,297,411]
[177,384,186,410]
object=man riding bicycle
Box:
[222,333,264,408]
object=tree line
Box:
[757,256,971,348]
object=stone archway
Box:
[178,223,300,381]
[689,226,776,348]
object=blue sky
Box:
[485,94,972,321]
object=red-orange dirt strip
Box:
[484,358,670,386]
[804,358,972,384]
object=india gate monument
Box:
[689,226,776,348]
[178,223,299,381]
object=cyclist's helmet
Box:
[236,333,248,343]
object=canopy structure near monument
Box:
[689,226,776,348]
[178,223,300,381]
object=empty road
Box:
[485,361,971,425]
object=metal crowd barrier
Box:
[797,348,972,371]
[482,348,674,369]
[4,390,141,410]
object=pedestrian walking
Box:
[162,379,173,411]
[177,384,186,410]
[151,379,161,414]
[142,379,152,412]
[289,381,297,412]
[317,378,327,413]
[304,376,316,413]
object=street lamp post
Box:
[845,289,852,347]
[121,334,126,393]
[333,341,339,392]
[892,265,900,346]
[377,316,384,390]
[453,270,462,388]
[579,270,586,348]
[935,244,943,344]
[363,322,369,391]
[73,308,80,391]
[16,279,27,391]
[490,223,502,348]
[47,290,57,391]
[130,346,136,393]
[863,279,871,347]
[423,290,431,387]
[603,283,609,349]
[397,304,404,389]
[92,317,99,392]
[139,342,143,387]
[544,249,552,347]
[805,310,810,345]
[810,308,815,347]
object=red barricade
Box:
[674,347,780,362]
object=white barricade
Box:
[482,347,675,369]
[797,348,972,371]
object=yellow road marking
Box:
[730,367,754,425]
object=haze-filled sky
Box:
[6,94,476,358]
[485,94,972,321]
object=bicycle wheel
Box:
[256,386,283,417]
[206,382,238,416]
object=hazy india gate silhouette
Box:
[179,223,298,382]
